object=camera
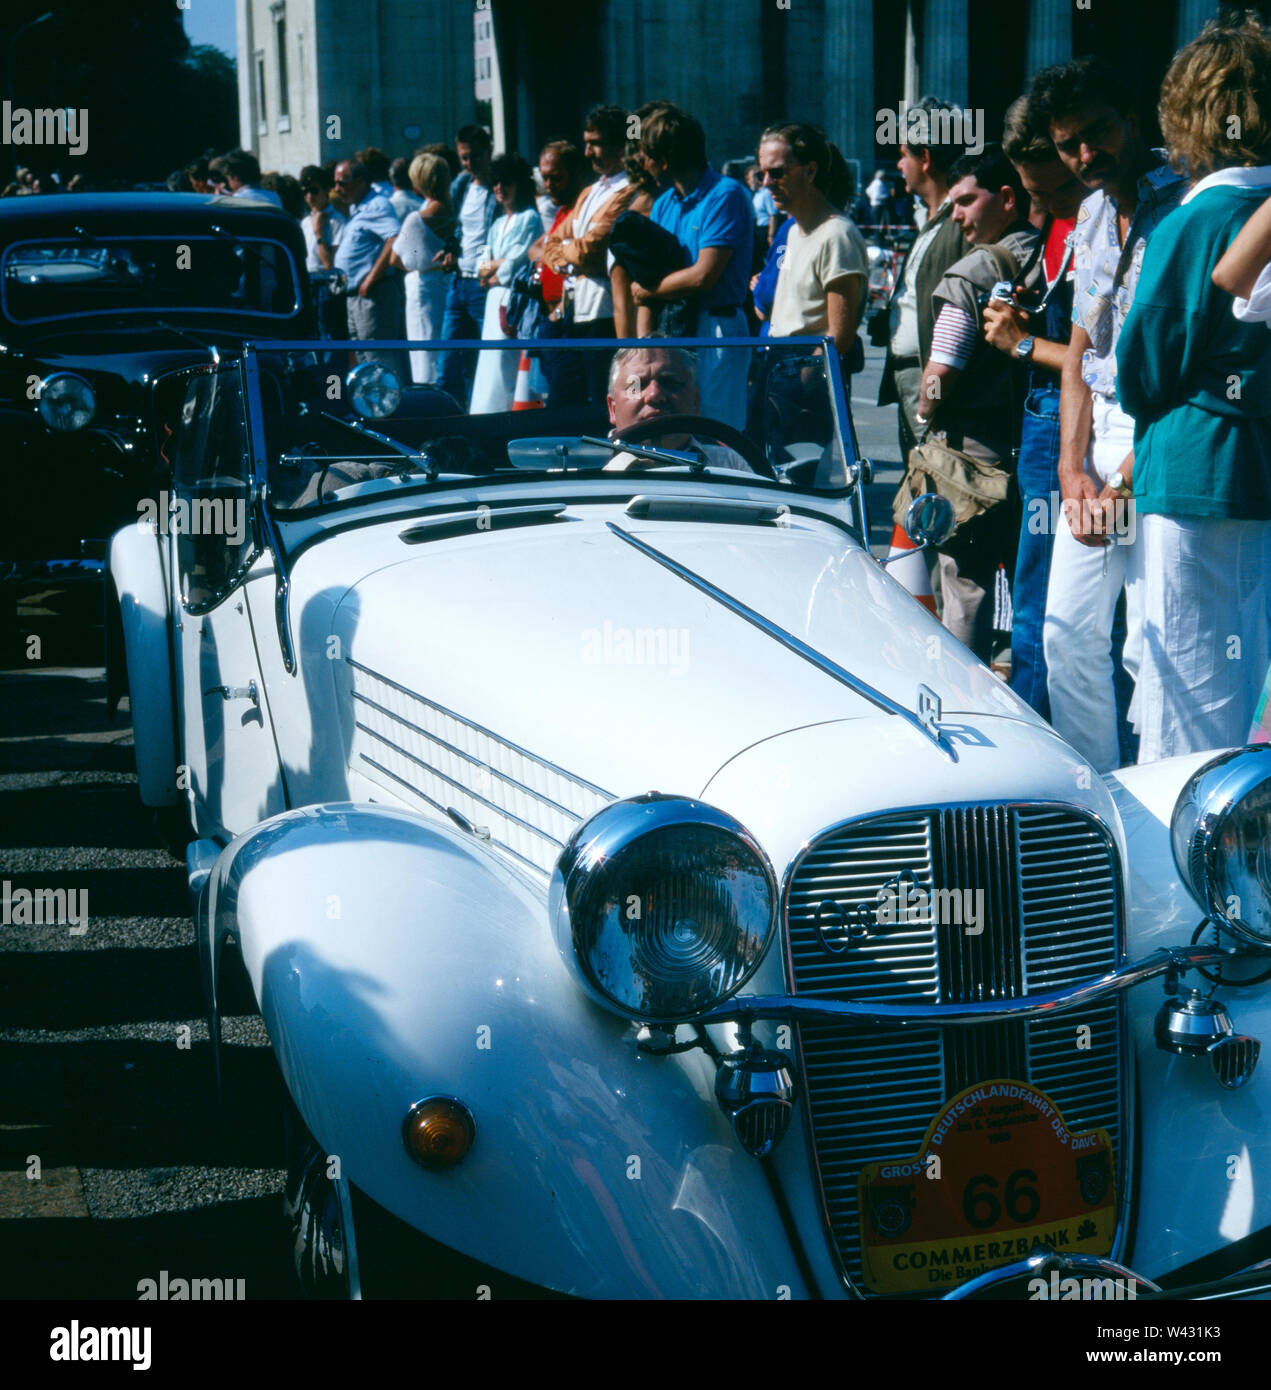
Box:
[977,280,1017,310]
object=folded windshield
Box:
[254,339,856,512]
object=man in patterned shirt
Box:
[1031,58,1186,773]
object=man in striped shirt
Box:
[917,145,1041,662]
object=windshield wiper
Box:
[319,411,436,480]
[578,434,708,472]
[152,319,213,349]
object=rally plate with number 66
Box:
[857,1079,1116,1295]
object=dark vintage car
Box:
[0,192,318,647]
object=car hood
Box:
[323,508,1043,803]
[2,322,278,373]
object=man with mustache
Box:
[1031,58,1186,773]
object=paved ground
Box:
[0,364,908,1299]
[0,648,294,1299]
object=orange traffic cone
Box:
[887,523,937,613]
[512,350,543,410]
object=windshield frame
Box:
[1,234,305,325]
[242,336,869,526]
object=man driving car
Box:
[604,345,754,472]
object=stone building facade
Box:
[237,0,1222,179]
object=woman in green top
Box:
[1116,13,1271,762]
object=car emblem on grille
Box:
[814,869,935,954]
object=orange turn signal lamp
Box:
[402,1096,476,1170]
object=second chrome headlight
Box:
[1172,745,1271,944]
[550,794,777,1023]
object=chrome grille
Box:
[785,804,1124,1295]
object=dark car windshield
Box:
[254,340,857,512]
[2,236,302,323]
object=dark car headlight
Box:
[550,794,777,1023]
[1172,746,1271,945]
[346,361,401,419]
[38,372,97,432]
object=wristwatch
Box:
[1015,336,1036,360]
[1109,471,1133,499]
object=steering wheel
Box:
[611,414,777,481]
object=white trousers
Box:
[404,268,448,384]
[693,307,751,431]
[1135,513,1271,762]
[470,286,516,414]
[1043,394,1143,773]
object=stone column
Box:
[920,0,968,108]
[824,0,875,182]
[1176,0,1216,45]
[1026,0,1071,76]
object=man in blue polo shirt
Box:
[631,106,754,428]
[333,158,407,379]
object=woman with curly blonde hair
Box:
[1116,12,1271,761]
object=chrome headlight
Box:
[38,372,96,431]
[550,794,777,1023]
[346,361,401,419]
[1172,746,1271,944]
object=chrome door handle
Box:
[203,680,259,707]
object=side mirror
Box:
[904,492,956,548]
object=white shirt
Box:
[393,209,446,274]
[234,184,283,209]
[390,188,423,222]
[890,197,949,359]
[458,181,493,274]
[300,206,346,272]
[570,171,628,322]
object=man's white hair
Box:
[607,343,698,397]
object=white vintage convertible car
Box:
[108,336,1271,1300]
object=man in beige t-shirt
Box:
[759,123,868,364]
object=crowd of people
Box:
[8,11,1271,773]
[882,12,1271,772]
[130,103,874,429]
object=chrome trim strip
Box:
[351,690,585,822]
[696,944,1241,1027]
[345,657,614,800]
[353,719,566,847]
[942,1250,1162,1301]
[606,522,957,760]
[356,752,548,878]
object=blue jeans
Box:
[437,276,488,406]
[1010,384,1061,718]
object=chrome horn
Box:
[714,1044,795,1157]
[1154,987,1261,1090]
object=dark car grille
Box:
[785,804,1124,1295]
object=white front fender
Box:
[201,802,811,1299]
[1107,754,1271,1284]
[108,522,176,806]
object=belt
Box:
[892,354,921,370]
[458,272,482,280]
[705,304,742,317]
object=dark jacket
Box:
[877,201,965,406]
